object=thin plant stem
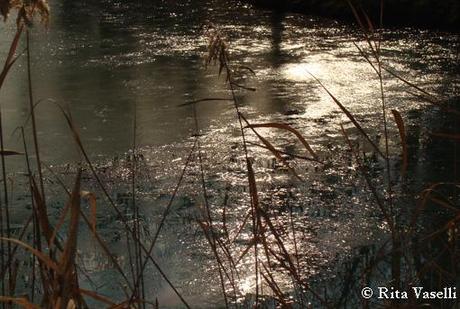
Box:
[0,110,12,304]
[131,100,145,308]
[192,106,232,308]
[224,54,261,309]
[0,26,24,308]
[20,127,40,302]
[26,30,46,207]
[127,136,197,308]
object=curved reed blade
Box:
[179,97,233,107]
[339,124,391,226]
[247,141,320,163]
[56,106,192,308]
[410,183,460,233]
[253,131,302,181]
[0,237,58,271]
[245,157,262,306]
[391,109,408,177]
[79,212,133,292]
[57,169,82,307]
[42,162,133,291]
[58,169,81,274]
[230,82,256,92]
[347,0,380,59]
[48,202,70,250]
[78,289,116,307]
[308,72,385,159]
[0,150,23,156]
[241,115,303,181]
[383,67,460,117]
[260,263,291,308]
[0,296,39,309]
[247,122,320,162]
[235,236,258,265]
[109,298,156,309]
[0,27,23,90]
[30,177,54,246]
[0,214,33,282]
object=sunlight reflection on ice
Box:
[282,62,323,81]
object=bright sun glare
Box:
[283,62,324,81]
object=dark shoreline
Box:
[246,0,459,31]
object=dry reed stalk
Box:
[131,99,146,308]
[203,25,336,307]
[246,123,319,162]
[0,23,24,309]
[347,2,408,293]
[26,29,46,212]
[242,116,303,181]
[391,109,408,177]
[383,67,460,117]
[205,25,263,306]
[42,160,134,292]
[57,105,191,308]
[306,71,385,159]
[127,136,197,308]
[1,168,140,308]
[0,111,11,305]
[339,124,393,230]
[246,141,322,163]
[20,127,38,302]
[192,104,242,307]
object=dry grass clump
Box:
[195,4,458,308]
[0,2,123,308]
[0,0,49,27]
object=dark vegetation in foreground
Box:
[0,0,459,308]
[247,0,459,30]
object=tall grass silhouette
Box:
[0,0,458,308]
